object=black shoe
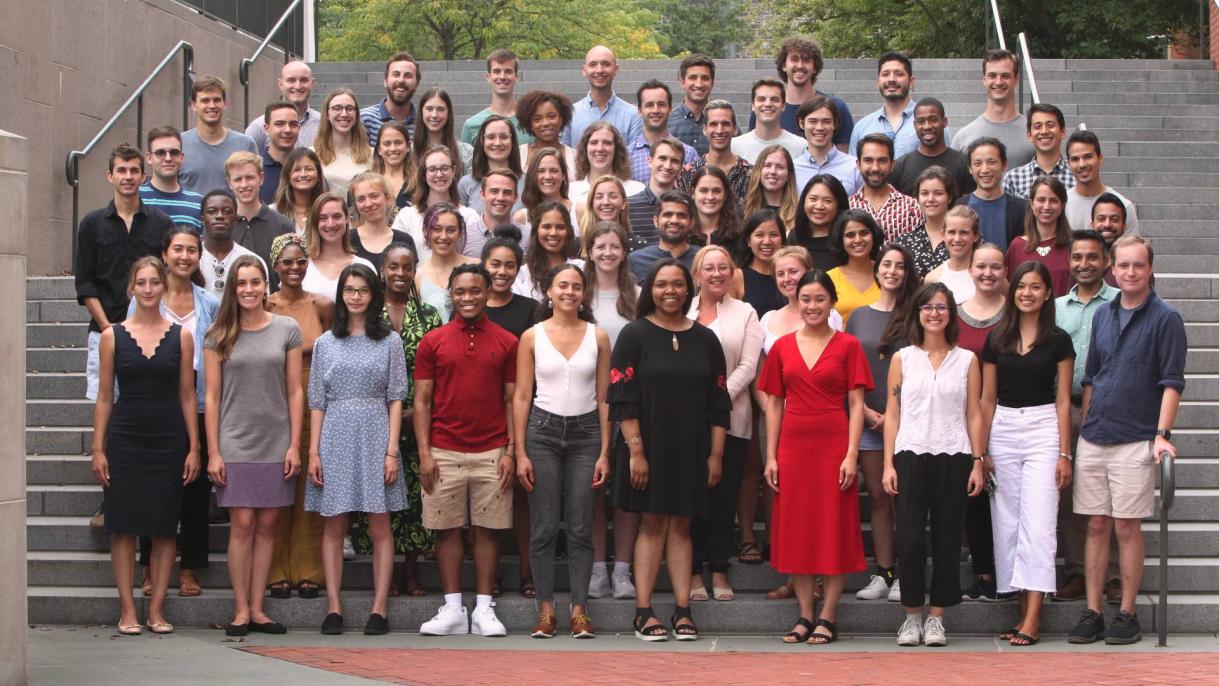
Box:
[224,623,250,637]
[250,620,288,635]
[961,576,996,601]
[1067,609,1106,644]
[268,583,292,600]
[989,591,1018,603]
[320,612,344,635]
[364,612,389,636]
[1104,610,1142,645]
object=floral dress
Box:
[353,299,444,554]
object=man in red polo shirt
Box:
[414,263,518,637]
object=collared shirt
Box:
[628,242,696,283]
[564,91,643,148]
[233,204,296,273]
[74,201,173,332]
[1003,154,1076,199]
[627,134,700,185]
[848,100,920,160]
[677,156,752,205]
[259,147,284,206]
[668,102,710,156]
[1055,282,1119,397]
[848,184,924,242]
[245,106,322,151]
[794,146,863,196]
[626,187,661,248]
[462,214,530,261]
[138,182,203,232]
[360,99,417,148]
[1081,290,1186,445]
[415,314,519,453]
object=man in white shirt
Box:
[199,189,266,295]
[731,78,806,165]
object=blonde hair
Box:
[126,256,167,297]
[1112,234,1154,265]
[772,245,812,270]
[579,175,631,246]
[303,192,354,259]
[315,88,372,166]
[743,145,798,231]
[224,151,262,176]
[691,244,743,299]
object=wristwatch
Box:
[1156,429,1172,441]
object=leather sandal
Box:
[806,617,838,645]
[519,576,536,599]
[178,570,202,597]
[690,584,710,602]
[766,582,795,600]
[297,580,320,599]
[783,617,814,643]
[267,581,291,599]
[738,541,764,564]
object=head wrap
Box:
[269,232,307,263]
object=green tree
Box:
[655,0,752,57]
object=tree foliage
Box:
[654,0,752,57]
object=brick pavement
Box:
[243,646,1219,685]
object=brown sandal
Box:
[141,568,152,597]
[178,571,202,597]
[766,582,795,600]
[403,576,426,597]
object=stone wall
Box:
[0,0,290,276]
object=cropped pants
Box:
[989,403,1060,594]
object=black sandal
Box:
[267,581,291,599]
[633,607,669,642]
[671,606,698,641]
[998,626,1019,641]
[1009,631,1040,646]
[783,617,814,644]
[806,618,837,645]
[738,541,763,564]
[297,580,321,599]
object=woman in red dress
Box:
[761,269,873,645]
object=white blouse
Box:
[532,322,599,417]
[301,255,376,301]
[893,345,975,456]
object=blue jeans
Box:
[525,406,601,606]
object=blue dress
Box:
[304,332,410,516]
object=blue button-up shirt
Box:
[564,92,643,149]
[627,134,700,185]
[1081,290,1187,445]
[794,146,864,196]
[848,100,921,160]
[1055,282,1119,397]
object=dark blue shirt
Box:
[259,148,283,206]
[628,243,696,284]
[1081,290,1186,445]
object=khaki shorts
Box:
[422,447,512,530]
[1073,435,1156,519]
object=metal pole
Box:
[1157,451,1174,647]
[136,97,143,152]
[183,46,194,132]
[70,157,79,266]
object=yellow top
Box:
[828,267,881,325]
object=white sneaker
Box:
[855,574,890,600]
[897,614,923,646]
[887,579,902,602]
[342,535,356,561]
[923,615,947,646]
[471,603,508,637]
[611,570,637,599]
[420,605,468,636]
[588,567,611,599]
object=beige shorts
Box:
[422,447,512,530]
[1073,435,1156,519]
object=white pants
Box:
[989,403,1059,593]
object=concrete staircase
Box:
[26,57,1219,635]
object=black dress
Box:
[741,266,786,319]
[103,323,189,537]
[609,319,731,517]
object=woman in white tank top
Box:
[512,263,612,638]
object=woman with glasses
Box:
[393,146,481,261]
[312,88,373,199]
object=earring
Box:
[547,300,553,308]
[578,303,584,312]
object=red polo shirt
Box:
[415,314,519,452]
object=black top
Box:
[234,204,295,291]
[789,232,837,272]
[74,201,173,332]
[890,147,976,198]
[982,327,1074,407]
[348,228,417,272]
[740,266,786,319]
[485,294,538,338]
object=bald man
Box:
[563,45,643,148]
[245,60,322,150]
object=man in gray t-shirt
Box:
[180,75,258,195]
[950,50,1035,168]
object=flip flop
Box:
[737,542,764,564]
[1009,631,1040,646]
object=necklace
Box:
[672,333,679,351]
[1035,244,1052,257]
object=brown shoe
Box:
[530,612,556,638]
[178,570,202,597]
[570,613,595,639]
[141,567,152,597]
[1105,578,1122,606]
[1053,573,1086,602]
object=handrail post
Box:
[239,0,304,126]
[1018,33,1041,106]
[1158,450,1174,647]
[988,0,1007,50]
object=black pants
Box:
[965,483,996,576]
[895,451,972,608]
[692,435,748,574]
[139,413,210,570]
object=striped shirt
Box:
[1002,155,1076,199]
[360,99,416,148]
[848,185,924,242]
[138,182,203,231]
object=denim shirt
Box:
[127,283,220,412]
[1080,290,1186,445]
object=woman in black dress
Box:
[91,257,200,635]
[610,259,730,641]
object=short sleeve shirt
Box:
[981,327,1074,407]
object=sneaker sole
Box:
[420,623,469,636]
[1067,633,1102,645]
[1051,595,1085,602]
[1104,633,1142,645]
[673,633,699,642]
[530,631,555,639]
[923,637,947,647]
[472,627,507,637]
[573,631,595,639]
[897,637,921,646]
[634,631,669,642]
[612,591,637,599]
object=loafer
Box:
[250,620,288,635]
[321,612,344,635]
[1053,573,1086,602]
[364,613,389,636]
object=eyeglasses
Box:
[151,149,183,159]
[425,164,454,175]
[343,286,372,297]
[328,104,357,114]
[277,257,308,268]
[919,304,950,314]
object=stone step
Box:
[1186,323,1219,347]
[27,322,87,348]
[29,299,89,324]
[1169,300,1219,322]
[1103,157,1219,173]
[27,399,93,427]
[27,373,84,400]
[27,277,77,301]
[1121,188,1219,205]
[1185,350,1219,374]
[27,427,90,455]
[1138,205,1219,221]
[1154,277,1219,299]
[1139,220,1219,237]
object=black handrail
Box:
[1157,450,1175,647]
[239,0,304,126]
[64,41,195,263]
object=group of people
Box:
[76,39,1184,647]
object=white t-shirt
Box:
[513,258,586,301]
[731,129,806,166]
[1065,185,1140,235]
[200,243,268,297]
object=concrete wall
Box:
[0,0,290,276]
[0,128,28,685]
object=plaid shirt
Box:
[1002,155,1076,199]
[668,102,710,156]
[848,185,924,242]
[628,135,700,185]
[677,156,752,205]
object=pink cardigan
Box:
[689,295,764,439]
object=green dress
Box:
[352,299,443,554]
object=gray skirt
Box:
[216,462,296,508]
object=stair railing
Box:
[986,0,1008,50]
[1017,32,1041,112]
[239,0,304,126]
[64,41,195,264]
[1157,450,1175,647]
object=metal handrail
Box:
[239,0,304,126]
[988,0,1008,50]
[64,40,194,263]
[1157,450,1175,647]
[1017,32,1041,108]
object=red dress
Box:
[758,331,873,575]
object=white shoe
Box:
[923,615,947,646]
[588,567,611,599]
[471,603,508,637]
[897,614,923,646]
[887,579,902,602]
[611,570,637,599]
[342,535,356,561]
[420,605,468,636]
[855,574,890,600]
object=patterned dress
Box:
[353,300,444,554]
